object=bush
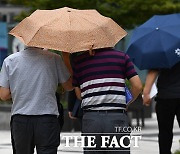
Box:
[174,150,180,154]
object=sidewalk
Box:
[0,113,180,154]
[132,113,180,154]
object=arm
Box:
[62,52,73,75]
[55,54,74,91]
[68,90,76,112]
[128,75,143,105]
[124,54,142,106]
[143,70,159,106]
[67,90,77,120]
[74,87,82,100]
[61,77,74,91]
[0,87,11,101]
[68,112,77,120]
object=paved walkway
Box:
[0,113,180,154]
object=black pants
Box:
[11,114,60,154]
[156,98,180,154]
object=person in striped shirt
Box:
[72,48,142,153]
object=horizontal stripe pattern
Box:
[80,78,125,89]
[82,90,125,99]
[81,86,125,97]
[81,82,125,93]
[77,70,125,83]
[75,58,126,70]
[80,74,125,85]
[75,62,126,73]
[82,96,126,107]
[76,65,125,75]
[72,49,137,110]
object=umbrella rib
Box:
[27,11,68,45]
[27,27,44,45]
[158,34,171,68]
[67,11,71,49]
[131,28,155,44]
[73,13,112,44]
[10,7,126,52]
[160,30,179,67]
[26,23,55,45]
[160,29,180,40]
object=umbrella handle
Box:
[89,44,95,56]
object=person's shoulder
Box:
[4,52,21,62]
[42,50,62,59]
[107,48,126,56]
[73,51,89,62]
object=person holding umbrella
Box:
[72,47,142,153]
[126,13,180,154]
[62,52,83,125]
[0,46,73,154]
[143,63,180,154]
[51,7,142,153]
[4,7,142,153]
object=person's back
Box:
[72,48,142,154]
[0,47,73,154]
[157,62,180,99]
[73,48,138,110]
[4,47,69,115]
[143,62,180,154]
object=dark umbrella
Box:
[126,13,180,70]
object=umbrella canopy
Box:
[126,13,180,70]
[9,7,127,53]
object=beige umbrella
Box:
[9,7,127,53]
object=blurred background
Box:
[0,0,180,131]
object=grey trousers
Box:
[82,111,130,154]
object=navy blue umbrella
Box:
[126,13,180,70]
